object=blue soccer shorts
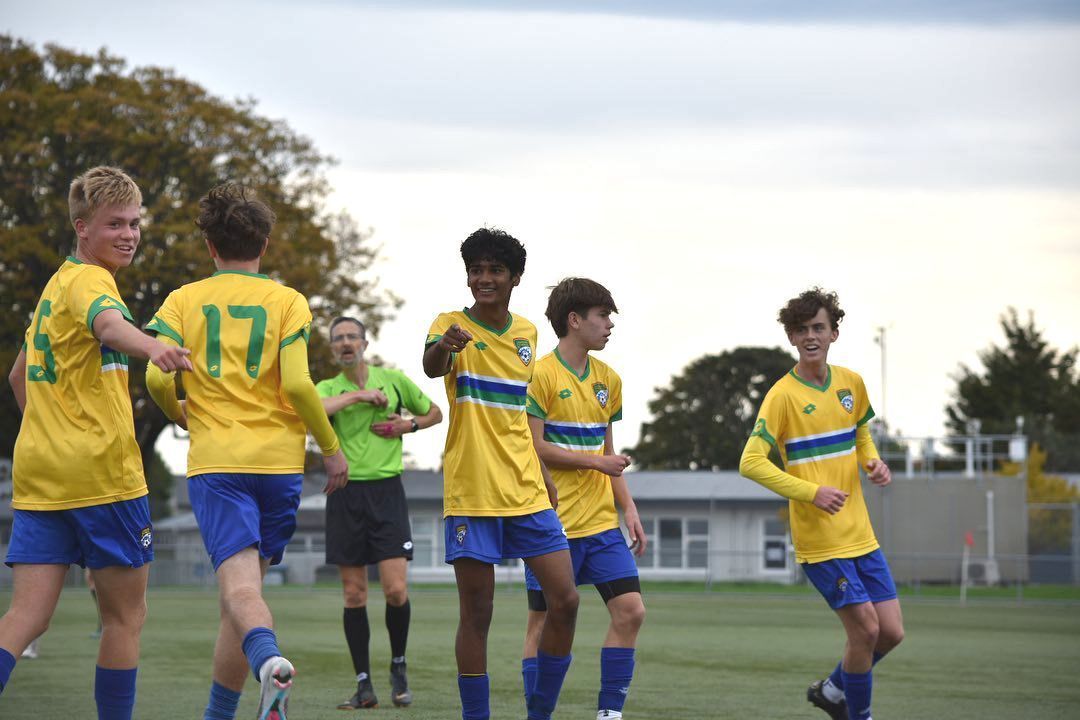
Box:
[444,509,569,565]
[189,473,303,571]
[802,548,898,610]
[525,527,639,591]
[6,496,153,569]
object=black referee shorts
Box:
[325,475,414,566]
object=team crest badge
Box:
[593,382,609,409]
[836,389,854,414]
[514,337,532,366]
[837,576,849,593]
[455,524,467,545]
[140,526,153,549]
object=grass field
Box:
[2,585,1079,719]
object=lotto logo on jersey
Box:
[455,524,468,545]
[836,389,854,414]
[593,382,609,409]
[514,337,532,366]
[558,388,572,399]
[140,526,153,549]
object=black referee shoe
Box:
[337,678,378,710]
[390,661,413,707]
[807,680,847,720]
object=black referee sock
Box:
[343,606,371,677]
[385,598,411,660]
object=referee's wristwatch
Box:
[409,418,420,433]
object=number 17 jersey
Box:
[146,270,313,476]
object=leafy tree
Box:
[0,37,399,513]
[1002,445,1080,555]
[628,347,795,470]
[946,309,1080,471]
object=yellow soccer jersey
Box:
[749,365,879,563]
[527,350,623,538]
[426,309,549,517]
[13,258,146,510]
[146,271,313,476]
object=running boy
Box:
[739,288,903,720]
[422,228,579,720]
[523,277,646,720]
[0,166,192,719]
[145,183,348,720]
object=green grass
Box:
[3,585,1080,718]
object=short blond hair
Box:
[68,166,143,227]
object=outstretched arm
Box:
[93,309,192,372]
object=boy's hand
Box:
[594,454,631,477]
[866,458,892,486]
[322,449,349,494]
[438,324,473,353]
[356,389,388,408]
[812,485,848,514]
[624,507,647,557]
[149,342,193,372]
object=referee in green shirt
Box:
[317,316,443,710]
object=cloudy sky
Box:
[7,1,1080,471]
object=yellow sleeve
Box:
[855,424,880,468]
[739,434,819,503]
[145,337,184,423]
[279,340,340,456]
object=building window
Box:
[410,515,438,567]
[636,517,709,569]
[762,518,789,571]
[686,518,709,568]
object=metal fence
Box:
[2,543,1075,598]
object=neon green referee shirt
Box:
[315,366,432,481]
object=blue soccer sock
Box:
[522,656,538,703]
[458,673,490,720]
[94,666,138,720]
[841,669,872,720]
[527,651,572,720]
[204,680,242,720]
[0,647,15,694]
[828,651,883,694]
[242,627,281,681]
[598,647,635,713]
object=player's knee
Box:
[384,585,408,607]
[460,593,494,629]
[852,617,879,649]
[613,599,645,633]
[544,585,579,620]
[879,622,904,652]
[342,586,367,607]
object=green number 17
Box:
[201,304,267,379]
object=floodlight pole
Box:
[875,326,887,424]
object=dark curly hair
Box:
[545,277,618,338]
[196,183,275,261]
[460,227,526,277]
[778,287,845,334]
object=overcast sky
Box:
[7,1,1079,471]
